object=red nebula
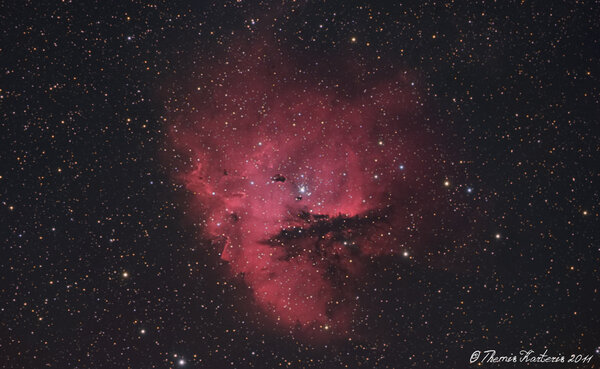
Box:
[167,40,426,339]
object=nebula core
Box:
[168,40,427,338]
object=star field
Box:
[1,1,599,368]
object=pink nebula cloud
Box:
[167,39,428,339]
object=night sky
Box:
[1,1,599,368]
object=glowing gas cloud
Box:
[167,39,428,339]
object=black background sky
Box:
[1,1,599,368]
